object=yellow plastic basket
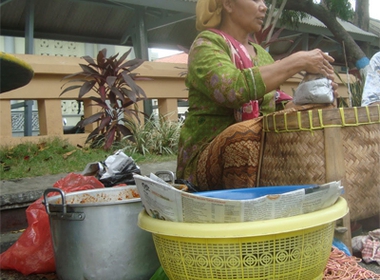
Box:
[138,197,348,280]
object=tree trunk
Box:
[354,0,370,55]
[284,0,367,69]
[354,0,370,31]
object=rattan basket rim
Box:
[263,105,380,132]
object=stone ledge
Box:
[0,173,69,209]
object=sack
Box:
[0,173,104,275]
[82,150,141,187]
[293,73,334,105]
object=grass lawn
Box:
[0,137,176,180]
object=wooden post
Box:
[0,100,12,138]
[37,99,63,135]
[157,98,178,121]
[324,127,352,254]
[83,99,100,133]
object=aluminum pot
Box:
[43,186,160,280]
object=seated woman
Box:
[176,0,338,191]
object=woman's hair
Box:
[196,0,223,31]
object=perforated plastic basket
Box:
[138,197,348,280]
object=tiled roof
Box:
[301,16,377,38]
[155,53,188,63]
[370,18,380,38]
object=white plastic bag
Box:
[82,150,141,187]
[361,52,380,106]
[293,74,334,105]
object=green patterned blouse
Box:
[176,30,276,184]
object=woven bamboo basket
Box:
[259,105,380,221]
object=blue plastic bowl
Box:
[197,185,317,200]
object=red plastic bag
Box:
[0,173,104,275]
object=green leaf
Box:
[81,55,96,65]
[80,112,103,126]
[79,80,96,98]
[116,49,132,67]
[106,76,117,87]
[104,127,116,150]
[97,85,106,101]
[86,127,100,142]
[120,59,145,72]
[97,49,107,66]
[88,96,108,110]
[79,64,99,75]
[122,99,135,108]
[108,53,119,62]
[111,87,125,103]
[61,71,86,80]
[136,85,147,99]
[98,116,112,131]
[121,72,140,94]
[60,85,82,96]
[118,124,135,142]
[109,91,117,107]
[121,88,136,103]
[61,79,89,89]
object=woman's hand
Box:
[259,49,336,93]
[302,49,335,79]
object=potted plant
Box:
[60,48,147,150]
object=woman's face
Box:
[225,0,267,33]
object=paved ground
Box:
[1,160,379,278]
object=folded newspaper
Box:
[133,174,343,223]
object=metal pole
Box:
[24,101,34,136]
[134,6,153,119]
[25,0,34,55]
[24,0,35,136]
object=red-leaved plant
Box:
[252,25,286,49]
[60,48,147,150]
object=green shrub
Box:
[123,113,182,156]
[336,70,364,107]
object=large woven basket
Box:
[259,105,380,221]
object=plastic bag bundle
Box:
[293,73,334,105]
[82,150,141,187]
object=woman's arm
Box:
[188,31,336,107]
[259,49,335,92]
